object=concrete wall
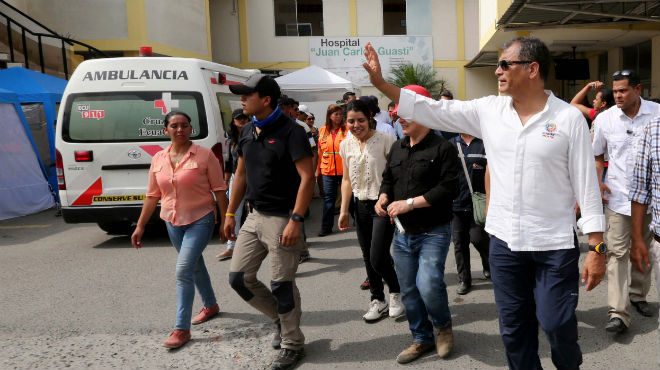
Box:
[466,67,497,99]
[357,0,382,36]
[324,0,350,36]
[210,0,241,63]
[431,0,457,60]
[464,0,479,60]
[247,0,308,62]
[145,0,208,55]
[6,0,128,40]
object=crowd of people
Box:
[130,36,660,370]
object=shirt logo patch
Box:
[542,122,558,139]
[268,140,276,144]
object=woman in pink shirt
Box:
[131,111,228,349]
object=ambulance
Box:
[55,57,256,234]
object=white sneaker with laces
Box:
[389,293,405,318]
[363,299,388,322]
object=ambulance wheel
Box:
[97,221,132,235]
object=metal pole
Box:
[21,27,27,67]
[61,38,68,80]
[38,35,44,73]
[6,18,14,62]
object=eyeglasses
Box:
[497,60,533,70]
[613,70,634,78]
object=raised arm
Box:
[570,81,603,119]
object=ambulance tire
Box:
[97,221,133,235]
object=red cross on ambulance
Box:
[154,92,180,114]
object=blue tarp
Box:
[0,67,67,202]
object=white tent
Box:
[275,65,359,127]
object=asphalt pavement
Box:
[0,199,658,369]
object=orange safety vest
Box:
[318,125,348,176]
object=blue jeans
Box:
[321,175,342,232]
[226,174,245,250]
[165,211,217,330]
[392,224,452,345]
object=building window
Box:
[383,0,406,35]
[622,40,652,98]
[274,0,323,36]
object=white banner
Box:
[309,36,433,87]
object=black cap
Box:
[229,74,281,101]
[232,108,248,119]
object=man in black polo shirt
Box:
[375,113,460,364]
[225,74,314,370]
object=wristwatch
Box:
[588,242,607,255]
[406,198,414,211]
[290,213,304,223]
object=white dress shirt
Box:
[398,89,605,251]
[593,98,660,216]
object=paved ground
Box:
[0,199,658,369]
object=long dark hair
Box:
[345,99,375,130]
[325,104,346,132]
[228,119,241,148]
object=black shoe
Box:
[360,278,370,290]
[299,253,311,263]
[483,270,491,279]
[271,321,282,349]
[631,300,653,317]
[457,281,471,295]
[317,229,332,237]
[605,317,628,333]
[271,348,305,370]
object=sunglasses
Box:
[306,117,315,121]
[613,70,634,78]
[497,60,533,70]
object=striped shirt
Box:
[630,115,660,236]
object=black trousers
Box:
[354,199,400,301]
[451,210,490,285]
[490,236,582,370]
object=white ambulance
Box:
[55,57,256,234]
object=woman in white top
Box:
[338,99,404,322]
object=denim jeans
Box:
[165,211,217,330]
[392,224,452,345]
[321,175,342,232]
[226,174,245,250]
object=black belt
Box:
[654,233,660,244]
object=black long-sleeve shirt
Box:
[380,132,461,234]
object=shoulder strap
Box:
[457,142,474,194]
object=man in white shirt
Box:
[363,37,606,370]
[592,70,660,333]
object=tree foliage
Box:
[386,63,447,99]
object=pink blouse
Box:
[146,143,227,226]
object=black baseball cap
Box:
[232,108,248,119]
[229,73,281,101]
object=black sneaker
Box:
[271,348,305,370]
[271,321,282,349]
[360,278,370,290]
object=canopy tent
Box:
[0,87,55,219]
[275,65,359,126]
[0,67,67,206]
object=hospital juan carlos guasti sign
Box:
[309,36,433,86]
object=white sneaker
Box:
[363,299,388,322]
[389,293,405,318]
